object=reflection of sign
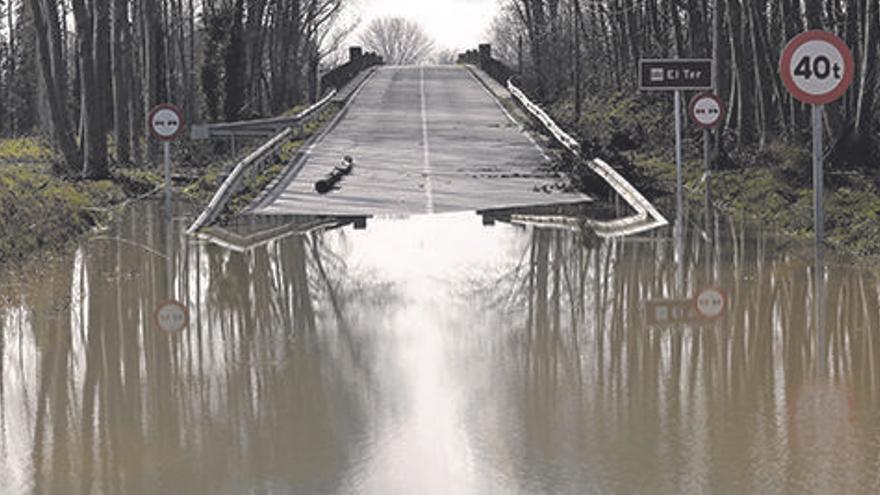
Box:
[780,30,854,105]
[695,287,727,319]
[154,300,189,333]
[688,93,725,129]
[647,288,729,326]
[647,299,700,325]
[148,104,184,141]
[639,59,713,91]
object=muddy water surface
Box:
[1,201,879,494]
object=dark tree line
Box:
[493,0,880,159]
[0,0,352,179]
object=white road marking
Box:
[419,66,436,214]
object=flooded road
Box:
[2,201,880,493]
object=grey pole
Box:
[814,238,826,376]
[704,128,711,210]
[164,140,172,217]
[674,90,683,222]
[813,104,824,244]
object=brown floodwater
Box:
[1,199,879,494]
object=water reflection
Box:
[0,200,879,493]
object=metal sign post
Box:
[148,103,188,333]
[813,104,824,242]
[780,30,854,244]
[148,103,185,217]
[688,92,726,212]
[639,59,714,226]
[674,90,683,223]
[164,141,172,214]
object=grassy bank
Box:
[0,102,341,269]
[547,92,880,258]
[0,160,127,264]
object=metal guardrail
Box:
[191,90,338,140]
[187,127,297,234]
[186,68,379,235]
[506,80,669,237]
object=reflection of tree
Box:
[464,214,880,491]
[0,202,392,493]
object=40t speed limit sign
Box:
[781,30,854,105]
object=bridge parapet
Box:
[321,48,383,94]
[457,44,517,89]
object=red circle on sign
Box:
[688,92,725,129]
[153,300,190,333]
[780,30,854,105]
[148,103,185,141]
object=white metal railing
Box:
[186,69,378,234]
[186,127,295,234]
[507,80,668,237]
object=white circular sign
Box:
[780,31,854,105]
[154,300,189,333]
[789,41,847,96]
[148,104,184,141]
[695,287,726,320]
[689,93,725,129]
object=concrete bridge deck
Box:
[247,65,590,217]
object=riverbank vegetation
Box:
[0,162,121,263]
[0,0,354,178]
[0,0,359,263]
[489,1,880,254]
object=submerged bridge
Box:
[189,46,666,239]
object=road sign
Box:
[780,31,854,245]
[688,93,725,129]
[149,103,184,141]
[639,59,713,91]
[780,30,854,105]
[640,58,714,227]
[154,300,189,333]
[694,287,727,320]
[149,103,184,215]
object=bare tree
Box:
[432,48,458,65]
[359,17,434,65]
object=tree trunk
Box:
[143,0,160,163]
[7,3,16,135]
[112,0,132,164]
[73,0,109,179]
[854,0,878,136]
[804,0,823,30]
[28,0,80,173]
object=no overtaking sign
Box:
[149,104,184,141]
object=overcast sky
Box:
[352,0,502,52]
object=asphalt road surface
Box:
[249,65,590,217]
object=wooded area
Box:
[0,0,352,179]
[491,0,879,163]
